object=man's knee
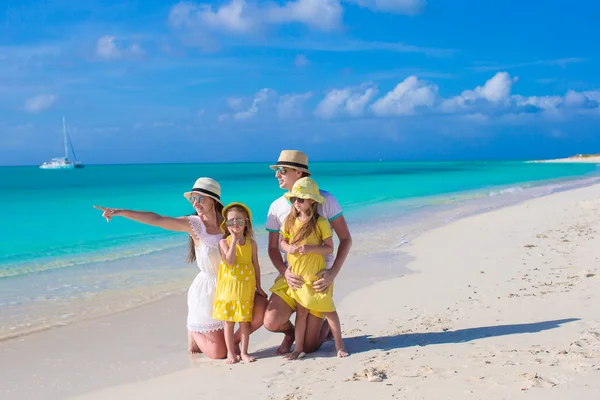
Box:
[263,297,293,332]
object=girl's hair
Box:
[221,206,255,240]
[283,200,321,245]
[186,200,224,263]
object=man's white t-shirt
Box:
[266,190,343,269]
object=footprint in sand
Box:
[348,366,389,382]
[521,372,557,388]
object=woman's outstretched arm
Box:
[93,206,191,233]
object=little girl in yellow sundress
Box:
[213,202,266,364]
[280,177,349,360]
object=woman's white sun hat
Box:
[183,177,223,205]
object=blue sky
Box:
[1,0,599,165]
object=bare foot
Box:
[225,353,239,364]
[337,348,350,358]
[241,353,257,363]
[276,332,294,355]
[234,342,241,356]
[284,351,306,360]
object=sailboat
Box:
[39,117,84,170]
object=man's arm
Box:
[313,215,352,292]
[328,215,352,277]
[268,232,288,276]
[268,231,304,289]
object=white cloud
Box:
[440,72,516,113]
[471,57,587,72]
[294,54,310,67]
[267,0,343,31]
[169,0,258,34]
[221,73,600,124]
[169,0,343,40]
[233,88,276,120]
[278,92,312,118]
[23,94,57,113]
[371,76,437,116]
[345,0,426,15]
[315,83,378,118]
[95,36,144,60]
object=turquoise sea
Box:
[1,161,599,338]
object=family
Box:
[94,150,353,363]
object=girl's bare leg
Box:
[233,293,268,354]
[239,322,257,362]
[224,321,238,364]
[285,303,308,360]
[322,311,350,358]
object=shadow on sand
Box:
[271,318,581,359]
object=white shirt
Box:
[266,189,343,269]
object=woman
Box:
[94,177,267,359]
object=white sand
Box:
[63,183,600,399]
[532,156,600,163]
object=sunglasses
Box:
[289,197,306,204]
[188,195,206,204]
[225,218,247,227]
[274,167,288,175]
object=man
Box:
[263,150,353,354]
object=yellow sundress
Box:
[212,236,256,322]
[282,216,334,313]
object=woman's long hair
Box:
[283,200,321,245]
[186,201,224,263]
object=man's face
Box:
[274,166,302,190]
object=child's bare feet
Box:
[284,351,306,360]
[337,348,350,358]
[225,353,239,364]
[241,353,257,363]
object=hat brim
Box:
[221,202,252,221]
[269,164,311,176]
[284,192,325,204]
[183,191,223,205]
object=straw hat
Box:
[284,177,325,204]
[183,177,223,205]
[269,150,311,175]
[221,202,252,221]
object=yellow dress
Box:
[212,236,256,322]
[282,216,334,313]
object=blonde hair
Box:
[283,201,321,244]
[221,205,255,240]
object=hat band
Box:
[191,187,220,200]
[276,161,309,170]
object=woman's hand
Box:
[313,269,335,293]
[256,287,268,298]
[284,267,304,290]
[94,206,123,222]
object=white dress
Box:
[186,216,224,333]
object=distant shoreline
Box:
[530,154,600,163]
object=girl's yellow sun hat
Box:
[284,177,325,204]
[220,202,253,230]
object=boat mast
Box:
[62,116,68,160]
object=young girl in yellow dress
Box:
[213,202,266,364]
[280,177,350,360]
